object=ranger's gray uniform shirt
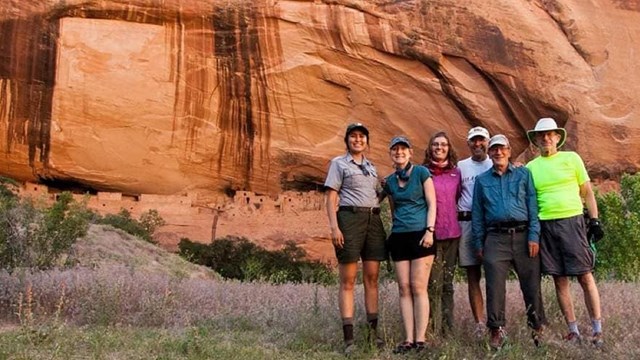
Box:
[324,153,379,207]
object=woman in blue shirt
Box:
[383,136,437,353]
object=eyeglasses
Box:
[489,146,510,153]
[431,142,449,147]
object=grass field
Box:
[0,226,637,359]
[1,267,638,359]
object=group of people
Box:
[324,118,605,354]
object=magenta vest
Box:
[430,166,462,240]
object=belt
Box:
[487,221,529,233]
[338,206,381,215]
[458,211,472,221]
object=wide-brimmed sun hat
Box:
[389,136,412,149]
[527,117,566,148]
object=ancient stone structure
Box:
[17,182,334,262]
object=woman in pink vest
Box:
[423,131,462,337]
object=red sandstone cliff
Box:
[1,0,639,195]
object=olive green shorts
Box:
[335,210,387,264]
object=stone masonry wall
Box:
[16,182,334,263]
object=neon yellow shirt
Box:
[526,151,589,220]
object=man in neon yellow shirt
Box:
[526,118,605,348]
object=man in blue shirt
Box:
[471,134,546,349]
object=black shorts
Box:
[387,229,436,262]
[540,215,595,276]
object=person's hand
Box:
[419,232,434,248]
[528,241,539,258]
[380,177,387,188]
[587,218,605,242]
[331,227,345,248]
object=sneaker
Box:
[392,341,414,354]
[489,327,506,350]
[563,331,582,344]
[592,332,604,348]
[414,341,427,352]
[474,323,486,340]
[532,325,544,347]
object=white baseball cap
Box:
[488,134,510,148]
[467,126,490,140]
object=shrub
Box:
[178,237,336,285]
[139,209,166,237]
[595,173,640,281]
[0,191,92,271]
[96,209,165,243]
[0,176,19,199]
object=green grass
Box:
[0,316,631,359]
[0,274,638,359]
[0,325,350,360]
[0,223,637,359]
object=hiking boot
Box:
[563,331,582,344]
[392,341,414,354]
[488,327,506,349]
[592,332,604,348]
[489,327,506,350]
[532,325,544,347]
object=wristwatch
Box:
[426,226,435,233]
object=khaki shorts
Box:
[335,210,387,264]
[458,220,480,267]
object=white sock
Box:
[568,321,580,335]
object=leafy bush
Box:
[178,236,336,285]
[96,209,165,244]
[0,176,19,199]
[139,209,166,237]
[0,191,92,271]
[594,173,640,281]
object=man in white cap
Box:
[472,134,546,350]
[526,117,605,347]
[457,126,493,338]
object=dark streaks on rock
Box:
[364,13,385,51]
[0,17,58,171]
[179,16,212,156]
[58,5,166,25]
[168,12,183,144]
[212,3,273,190]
